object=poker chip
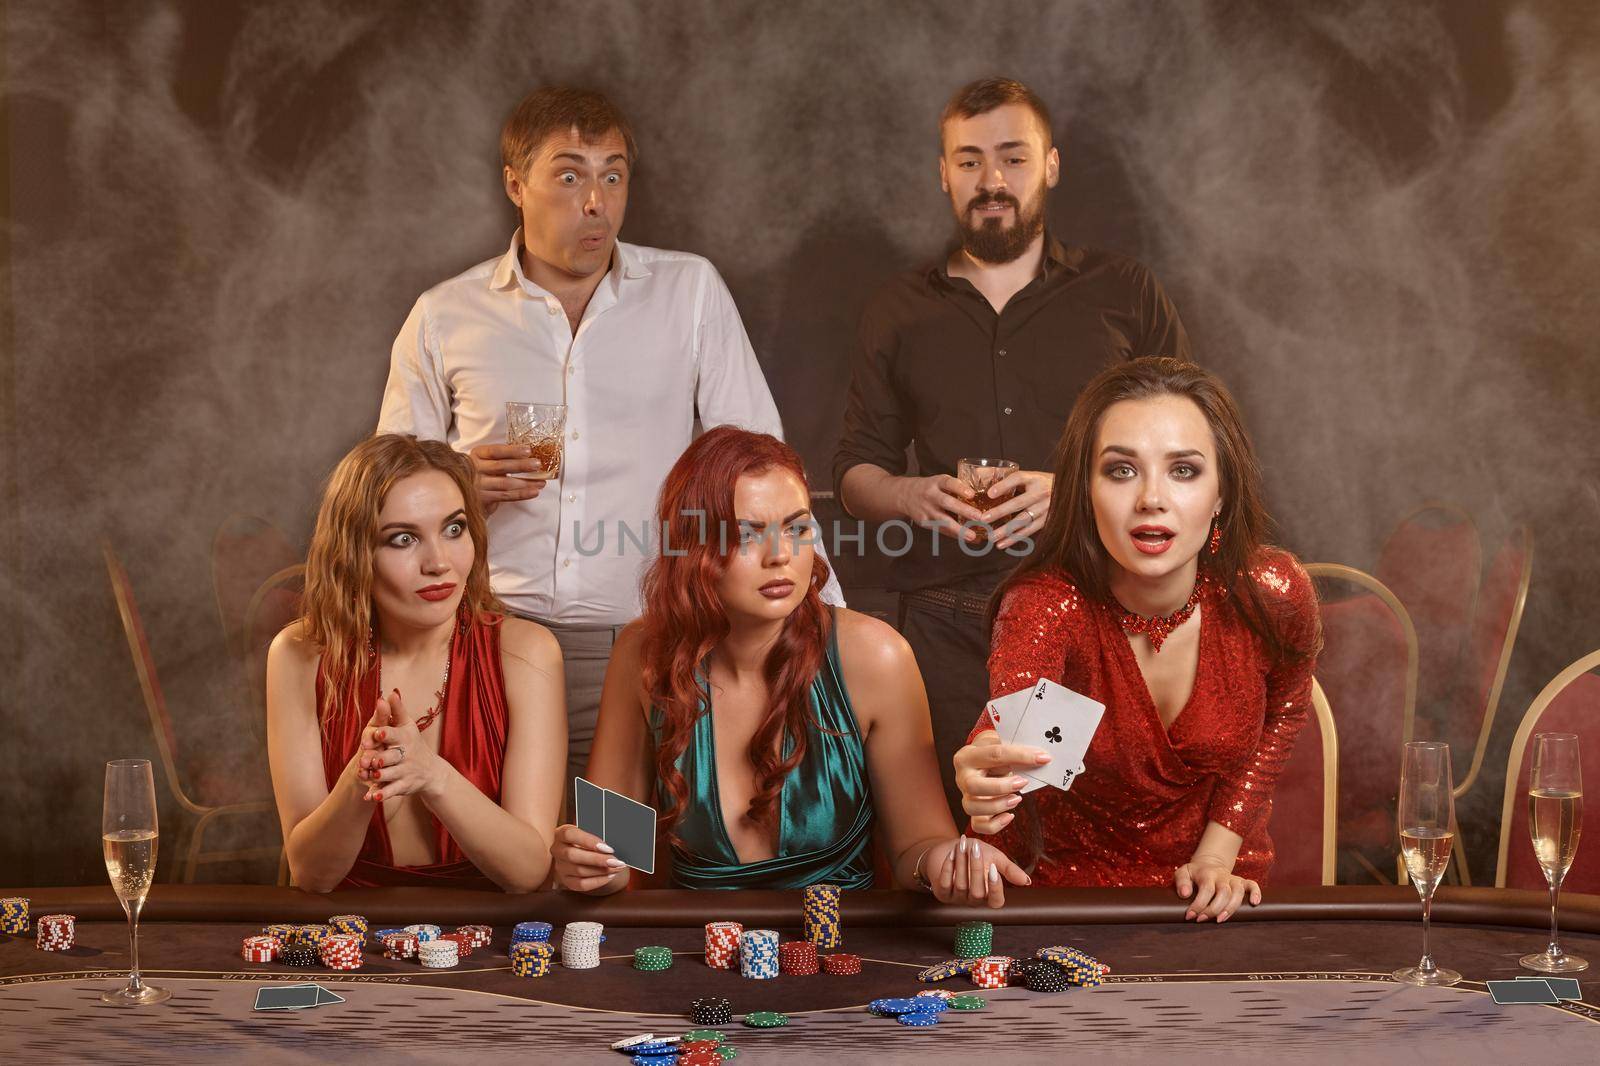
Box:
[690,997,733,1026]
[1034,945,1110,985]
[739,929,779,980]
[907,997,950,1014]
[35,914,74,952]
[969,955,1012,990]
[511,940,554,977]
[328,914,369,940]
[629,1055,677,1066]
[680,1030,725,1044]
[703,921,742,971]
[679,1053,722,1066]
[241,934,281,963]
[778,940,819,976]
[0,897,29,935]
[821,952,861,975]
[741,1011,788,1029]
[802,883,842,950]
[319,933,364,970]
[382,932,419,960]
[715,1049,739,1061]
[404,923,442,943]
[561,921,604,970]
[623,1040,679,1055]
[678,1041,722,1054]
[611,1034,658,1051]
[634,945,674,971]
[282,945,319,968]
[373,927,405,940]
[457,923,493,949]
[916,958,970,983]
[513,920,553,944]
[1025,959,1070,993]
[868,998,922,1016]
[262,922,297,942]
[916,989,956,1000]
[418,939,459,969]
[438,932,475,959]
[947,994,987,1011]
[897,1012,940,1027]
[954,920,993,959]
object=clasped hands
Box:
[354,689,447,803]
[902,469,1052,550]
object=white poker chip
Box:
[611,1034,655,1050]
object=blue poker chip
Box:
[630,1054,677,1066]
[626,1042,680,1056]
[897,1012,940,1027]
[869,998,922,1016]
[906,997,950,1014]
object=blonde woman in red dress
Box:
[955,357,1320,921]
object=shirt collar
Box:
[929,229,1081,288]
[490,229,651,295]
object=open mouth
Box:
[1130,528,1175,555]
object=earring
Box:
[1208,516,1222,555]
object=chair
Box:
[1446,526,1533,884]
[103,541,282,882]
[1374,503,1481,739]
[1495,650,1600,894]
[211,515,299,659]
[1266,680,1339,886]
[1304,564,1418,884]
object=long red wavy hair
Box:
[640,427,833,844]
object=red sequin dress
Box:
[971,548,1319,887]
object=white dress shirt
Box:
[379,232,843,625]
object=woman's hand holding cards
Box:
[954,729,1052,834]
[925,835,1031,908]
[550,823,629,893]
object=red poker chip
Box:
[821,953,861,975]
[680,1053,722,1066]
[438,932,474,957]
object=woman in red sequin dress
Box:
[955,358,1320,921]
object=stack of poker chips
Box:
[512,920,552,945]
[381,931,419,960]
[1014,958,1070,992]
[35,914,74,952]
[457,923,493,950]
[511,941,554,977]
[690,996,733,1026]
[404,923,441,943]
[869,996,949,1027]
[418,938,459,969]
[739,928,780,979]
[294,923,333,949]
[1,897,30,934]
[241,934,282,963]
[742,1010,789,1029]
[633,945,673,972]
[675,1034,736,1066]
[319,933,364,971]
[778,940,819,975]
[328,914,369,941]
[821,952,861,975]
[263,923,297,944]
[948,994,987,1011]
[969,955,1013,989]
[917,958,971,983]
[438,932,475,959]
[801,883,842,949]
[954,920,992,959]
[703,920,742,970]
[282,944,319,967]
[561,921,603,969]
[1034,945,1108,987]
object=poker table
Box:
[2,885,1597,1064]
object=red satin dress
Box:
[317,612,509,890]
[971,548,1319,887]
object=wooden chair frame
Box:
[1308,678,1339,886]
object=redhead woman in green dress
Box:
[550,428,1027,905]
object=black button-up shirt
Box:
[832,237,1191,593]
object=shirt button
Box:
[567,493,577,503]
[562,558,571,568]
[567,365,576,374]
[571,430,580,440]
[547,304,560,316]
[1004,407,1014,415]
[998,348,1008,357]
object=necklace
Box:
[369,628,454,732]
[1112,577,1204,653]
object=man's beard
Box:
[957,188,1047,265]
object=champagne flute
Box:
[101,759,171,1005]
[1393,741,1461,987]
[1520,733,1587,973]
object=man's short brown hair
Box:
[939,77,1053,146]
[500,87,638,177]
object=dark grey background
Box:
[2,0,1597,886]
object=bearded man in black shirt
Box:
[833,77,1191,819]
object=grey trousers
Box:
[516,616,627,811]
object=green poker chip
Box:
[681,1030,725,1044]
[742,1011,788,1028]
[716,1048,740,1061]
[948,994,987,1011]
[633,945,674,971]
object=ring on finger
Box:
[393,744,405,763]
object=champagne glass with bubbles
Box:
[101,759,170,1005]
[1521,733,1586,973]
[1393,741,1461,987]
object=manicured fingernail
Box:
[606,859,626,869]
[1008,777,1028,789]
[1005,794,1021,807]
[595,843,615,854]
[988,863,999,883]
[376,730,385,743]
[372,791,382,802]
[958,837,968,855]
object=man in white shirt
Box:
[378,87,841,792]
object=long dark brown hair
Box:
[994,356,1300,664]
[639,427,833,845]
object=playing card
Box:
[253,985,323,1011]
[1487,978,1560,1004]
[574,777,606,839]
[310,984,345,1007]
[602,788,658,875]
[1515,975,1582,1000]
[1011,678,1104,792]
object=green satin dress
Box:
[651,616,876,890]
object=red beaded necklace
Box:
[368,629,454,733]
[1112,577,1204,653]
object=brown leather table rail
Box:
[3,886,1597,1063]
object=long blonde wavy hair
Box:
[301,434,500,724]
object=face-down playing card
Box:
[574,777,657,875]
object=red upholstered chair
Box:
[211,516,301,738]
[1445,526,1533,884]
[104,541,282,882]
[1267,680,1338,886]
[1496,650,1600,895]
[1305,564,1418,884]
[1374,503,1481,740]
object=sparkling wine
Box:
[1528,789,1582,882]
[1400,827,1452,893]
[103,829,158,904]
